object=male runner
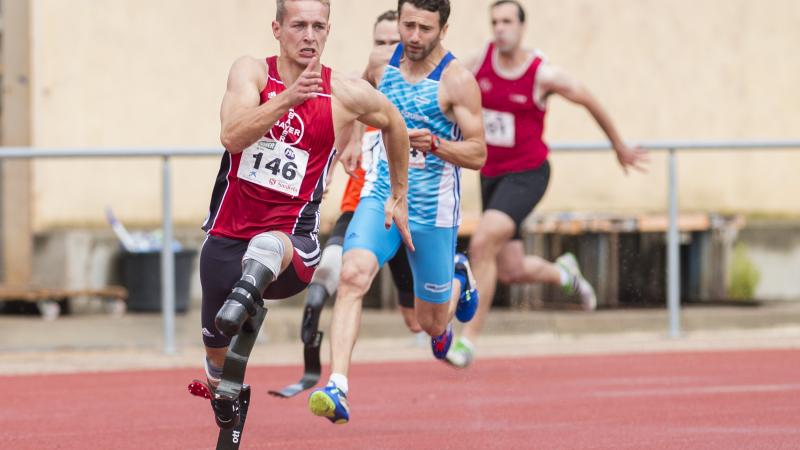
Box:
[446,0,649,368]
[268,10,422,398]
[308,0,486,425]
[299,9,420,341]
[192,0,413,434]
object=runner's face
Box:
[273,1,331,66]
[398,4,447,61]
[491,3,524,53]
[373,20,400,48]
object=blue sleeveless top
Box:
[361,44,463,228]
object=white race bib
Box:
[483,109,516,148]
[360,130,381,171]
[409,147,426,169]
[238,138,309,197]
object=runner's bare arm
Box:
[332,73,414,251]
[220,56,323,154]
[362,44,396,87]
[537,63,649,173]
[408,65,487,170]
[338,121,365,177]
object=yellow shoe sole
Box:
[308,391,348,424]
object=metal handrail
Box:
[2,139,799,352]
[2,139,800,158]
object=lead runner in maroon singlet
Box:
[198,0,413,391]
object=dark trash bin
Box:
[121,249,197,313]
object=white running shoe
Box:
[555,253,597,311]
[445,336,475,369]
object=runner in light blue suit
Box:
[348,43,464,303]
[310,0,488,425]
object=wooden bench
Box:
[0,285,128,320]
[511,212,745,309]
[324,210,744,309]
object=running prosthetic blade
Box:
[268,330,323,398]
[216,385,251,450]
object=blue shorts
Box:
[344,196,457,304]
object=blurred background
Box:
[1,0,798,330]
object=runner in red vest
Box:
[191,0,413,436]
[446,0,649,368]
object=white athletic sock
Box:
[329,373,349,395]
[204,358,222,385]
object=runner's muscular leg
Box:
[496,240,560,286]
[329,249,380,377]
[399,306,422,333]
[461,210,515,342]
[414,275,462,337]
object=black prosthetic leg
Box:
[268,283,327,398]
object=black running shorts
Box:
[480,160,551,240]
[200,233,319,348]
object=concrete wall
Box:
[738,222,800,301]
[23,0,800,231]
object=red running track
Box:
[2,349,799,449]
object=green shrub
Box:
[728,243,761,300]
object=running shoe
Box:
[555,253,597,311]
[431,323,454,359]
[445,336,475,369]
[454,253,479,323]
[308,382,350,424]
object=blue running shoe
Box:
[308,382,350,424]
[454,253,479,323]
[431,323,453,359]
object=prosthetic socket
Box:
[215,233,284,337]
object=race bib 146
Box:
[238,138,309,197]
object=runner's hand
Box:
[283,57,323,108]
[615,144,649,175]
[339,144,361,178]
[384,194,415,252]
[408,128,433,152]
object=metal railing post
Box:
[667,148,681,338]
[161,155,177,354]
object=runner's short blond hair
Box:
[276,0,331,23]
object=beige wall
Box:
[26,0,800,231]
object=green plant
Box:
[728,243,761,300]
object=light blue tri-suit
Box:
[344,44,464,304]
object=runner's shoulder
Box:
[530,48,548,61]
[364,43,397,84]
[229,55,267,77]
[441,57,480,91]
[368,44,397,70]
